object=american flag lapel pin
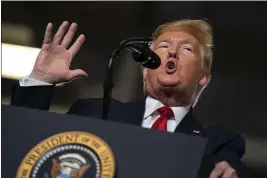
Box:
[193,130,200,134]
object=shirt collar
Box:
[144,95,191,123]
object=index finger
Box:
[68,34,85,58]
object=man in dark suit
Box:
[11,20,250,178]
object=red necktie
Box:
[151,106,174,131]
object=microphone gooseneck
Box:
[102,37,161,120]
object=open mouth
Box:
[165,60,177,74]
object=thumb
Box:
[67,69,88,81]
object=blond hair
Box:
[149,19,214,106]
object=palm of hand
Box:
[33,43,72,83]
[30,21,87,84]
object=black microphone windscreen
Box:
[141,48,161,69]
[130,44,161,69]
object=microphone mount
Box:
[102,37,160,120]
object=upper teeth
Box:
[168,63,175,68]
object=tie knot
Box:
[157,106,174,118]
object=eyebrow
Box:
[155,39,172,45]
[156,38,195,46]
[178,39,194,46]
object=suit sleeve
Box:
[205,127,251,178]
[10,81,55,111]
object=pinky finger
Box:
[43,23,53,44]
[68,34,85,58]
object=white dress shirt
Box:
[19,76,191,132]
[142,96,190,132]
[19,76,53,86]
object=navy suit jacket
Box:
[11,82,251,177]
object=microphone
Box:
[120,37,161,69]
[126,43,161,69]
[102,37,161,120]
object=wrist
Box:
[29,71,55,84]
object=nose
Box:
[168,44,178,58]
[168,46,178,59]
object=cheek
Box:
[179,57,202,81]
[145,68,165,85]
[146,69,158,80]
[154,50,168,62]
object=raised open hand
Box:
[29,21,88,84]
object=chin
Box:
[159,78,181,87]
[160,82,178,88]
[158,75,181,85]
[157,85,178,96]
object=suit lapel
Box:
[175,107,205,136]
[116,96,146,126]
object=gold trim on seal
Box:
[16,131,115,178]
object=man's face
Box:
[143,30,209,96]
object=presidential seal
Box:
[16,131,115,178]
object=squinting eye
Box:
[160,45,168,48]
[181,46,193,52]
[158,44,169,48]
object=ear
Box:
[143,68,148,81]
[198,74,211,87]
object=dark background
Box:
[2,1,267,177]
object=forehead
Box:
[154,31,200,46]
